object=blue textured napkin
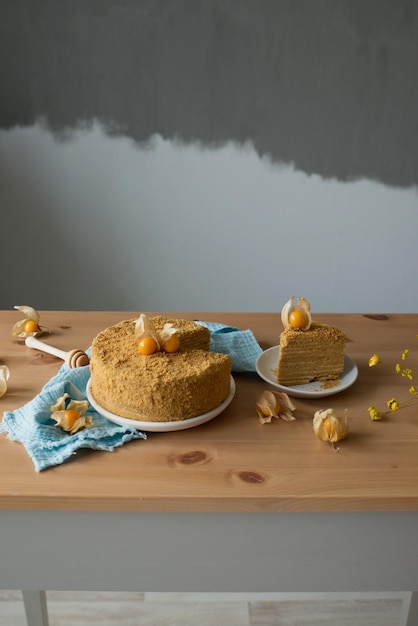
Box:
[0,364,146,472]
[198,321,262,372]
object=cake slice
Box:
[276,297,346,386]
[277,322,346,386]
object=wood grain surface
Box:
[1,310,417,512]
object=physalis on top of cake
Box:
[281,296,312,331]
[135,313,180,355]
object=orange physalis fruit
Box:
[64,409,81,429]
[24,319,39,333]
[323,417,333,437]
[138,336,158,355]
[288,309,307,329]
[313,408,349,444]
[281,297,312,331]
[162,334,180,353]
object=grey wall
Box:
[1,0,417,313]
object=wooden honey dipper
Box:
[25,335,90,368]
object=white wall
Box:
[2,122,417,313]
[1,1,417,313]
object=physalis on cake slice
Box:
[281,296,312,330]
[12,305,49,338]
[135,313,180,355]
[50,393,93,434]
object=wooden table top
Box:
[1,310,417,512]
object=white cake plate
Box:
[255,346,358,398]
[86,377,236,432]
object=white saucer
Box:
[255,346,358,398]
[86,377,236,432]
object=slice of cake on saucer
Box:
[277,297,346,386]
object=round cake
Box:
[89,317,232,422]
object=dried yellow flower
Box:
[368,354,381,367]
[401,368,413,380]
[368,340,418,419]
[256,390,296,424]
[387,398,400,412]
[367,405,382,421]
[313,408,349,443]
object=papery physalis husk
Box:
[256,389,296,424]
[0,365,10,398]
[159,323,178,346]
[135,314,161,350]
[281,296,312,331]
[50,393,93,435]
[313,408,348,447]
[12,305,48,338]
[134,314,179,353]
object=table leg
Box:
[405,591,418,626]
[22,591,49,626]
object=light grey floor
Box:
[0,590,409,626]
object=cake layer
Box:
[277,322,346,386]
[90,317,231,422]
